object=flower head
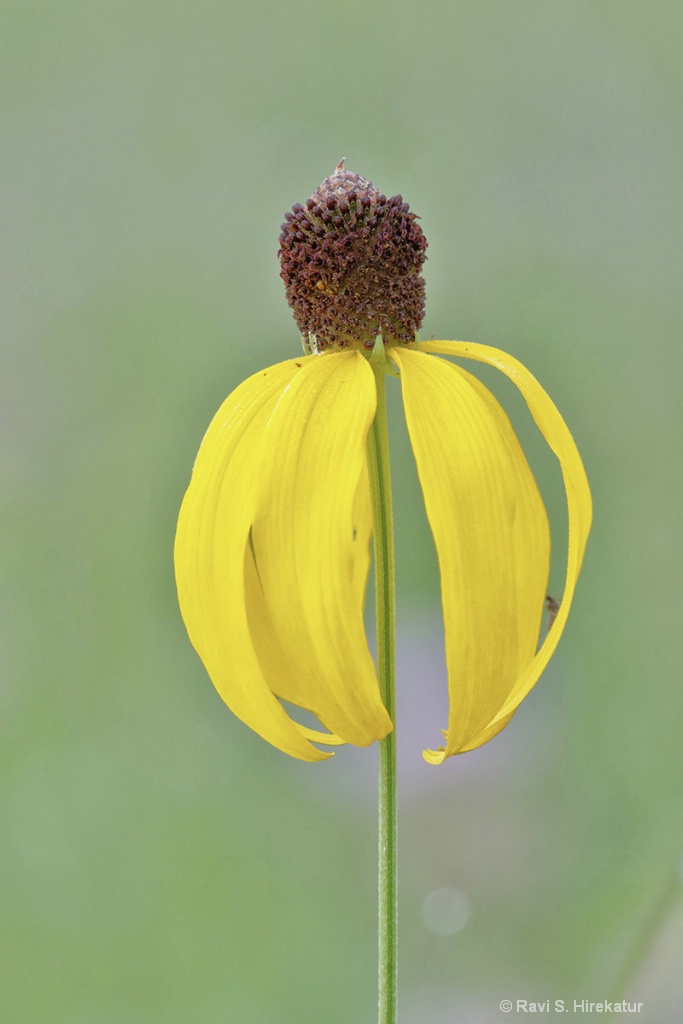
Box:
[278,159,427,352]
[174,164,591,764]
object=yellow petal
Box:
[417,340,592,751]
[391,348,551,762]
[174,357,331,762]
[251,350,392,746]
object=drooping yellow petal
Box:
[251,350,392,746]
[174,357,332,762]
[242,537,346,748]
[391,348,551,762]
[418,339,592,751]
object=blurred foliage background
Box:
[2,1,682,1021]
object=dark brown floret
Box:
[278,160,428,352]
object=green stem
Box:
[367,365,397,1024]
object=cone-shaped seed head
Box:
[278,160,428,352]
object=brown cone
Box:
[278,160,427,352]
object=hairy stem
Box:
[367,365,397,1024]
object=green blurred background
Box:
[2,1,682,1021]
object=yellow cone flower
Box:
[174,163,591,764]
